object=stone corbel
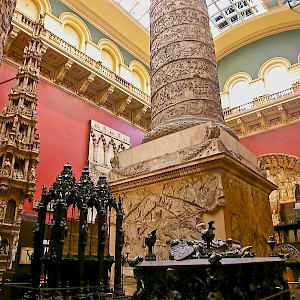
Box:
[236,118,248,135]
[256,111,267,128]
[41,44,48,55]
[4,26,20,53]
[78,73,95,95]
[132,105,148,123]
[95,85,115,105]
[277,104,289,123]
[55,59,74,83]
[116,96,132,114]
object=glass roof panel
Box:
[111,0,268,36]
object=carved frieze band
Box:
[121,173,224,259]
[151,24,211,54]
[151,7,210,39]
[146,0,226,141]
[111,124,242,184]
[151,41,216,73]
[150,0,207,23]
[151,97,224,129]
[151,59,218,96]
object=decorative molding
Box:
[77,73,95,94]
[96,85,115,105]
[116,96,132,114]
[109,154,275,195]
[55,59,74,83]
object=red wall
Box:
[1,62,300,213]
[0,62,146,212]
[240,122,300,158]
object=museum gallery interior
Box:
[0,0,300,299]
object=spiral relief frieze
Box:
[151,59,218,96]
[151,8,210,38]
[151,41,216,74]
[152,100,224,129]
[151,78,220,117]
[144,0,234,142]
[151,24,211,54]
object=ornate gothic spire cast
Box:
[0,20,45,271]
[143,0,237,142]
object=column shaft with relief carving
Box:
[144,0,236,142]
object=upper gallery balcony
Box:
[3,11,300,138]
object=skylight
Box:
[112,0,150,30]
[111,0,267,37]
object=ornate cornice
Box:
[109,153,276,194]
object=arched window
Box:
[16,0,40,21]
[264,66,291,95]
[63,24,81,48]
[229,80,252,108]
[132,70,143,90]
[101,49,115,71]
[223,72,252,108]
[59,13,92,52]
[98,39,124,75]
[4,199,16,224]
[129,61,150,94]
[259,58,292,95]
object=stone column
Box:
[0,0,17,65]
[144,0,236,142]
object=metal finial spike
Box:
[41,185,47,195]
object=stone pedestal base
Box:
[109,123,275,259]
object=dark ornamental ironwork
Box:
[25,162,126,299]
[130,222,290,300]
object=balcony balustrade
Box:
[12,10,151,106]
[7,10,300,136]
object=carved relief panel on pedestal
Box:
[120,173,225,260]
[88,120,130,181]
